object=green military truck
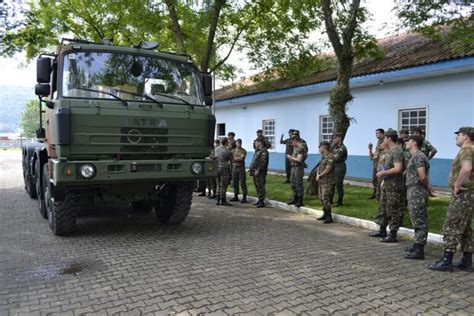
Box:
[22,39,217,236]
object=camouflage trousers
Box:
[285,157,291,181]
[232,165,247,195]
[443,189,473,253]
[375,181,404,231]
[331,163,346,202]
[216,167,230,199]
[318,180,334,211]
[407,185,428,245]
[290,165,304,198]
[253,173,267,200]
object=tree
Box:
[21,99,43,138]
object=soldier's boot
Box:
[380,230,398,243]
[369,226,387,238]
[405,244,415,253]
[229,194,239,202]
[404,243,425,260]
[240,195,248,203]
[216,197,221,205]
[323,210,333,224]
[428,251,454,272]
[316,210,327,221]
[454,252,473,271]
[295,196,304,208]
[253,200,260,205]
[287,195,298,205]
[220,197,232,207]
[256,199,265,208]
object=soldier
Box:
[254,129,271,150]
[371,129,405,242]
[215,137,233,206]
[404,135,430,260]
[330,132,348,207]
[280,129,295,183]
[293,130,308,156]
[230,139,248,203]
[227,132,237,150]
[413,127,438,197]
[316,141,335,223]
[250,138,269,208]
[206,139,220,199]
[286,134,306,208]
[368,128,385,199]
[429,127,473,272]
[399,129,409,146]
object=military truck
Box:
[22,38,217,236]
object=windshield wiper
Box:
[110,88,164,108]
[73,87,128,107]
[150,92,192,106]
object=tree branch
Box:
[342,0,361,49]
[322,0,343,60]
[201,0,226,72]
[164,0,187,54]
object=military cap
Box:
[256,129,263,133]
[289,128,295,133]
[385,128,398,137]
[407,135,424,142]
[411,127,423,134]
[454,127,474,135]
[334,132,344,138]
[236,138,242,143]
[399,129,409,134]
[294,130,300,135]
[319,141,330,147]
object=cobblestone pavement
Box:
[1,150,473,315]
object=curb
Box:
[226,192,443,245]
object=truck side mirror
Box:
[204,96,213,106]
[37,57,52,83]
[202,73,213,97]
[35,83,51,97]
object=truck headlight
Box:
[79,164,96,179]
[191,162,203,175]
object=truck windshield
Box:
[62,51,203,105]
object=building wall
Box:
[215,71,474,187]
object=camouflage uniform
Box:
[317,152,335,211]
[254,135,271,150]
[232,147,248,196]
[406,149,429,245]
[207,148,217,195]
[290,145,306,199]
[443,145,474,253]
[420,139,436,159]
[372,139,384,199]
[250,147,269,200]
[215,145,232,200]
[282,137,293,181]
[330,142,348,204]
[375,146,405,232]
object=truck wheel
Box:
[43,164,78,236]
[131,200,154,213]
[36,160,47,218]
[23,161,37,199]
[155,182,194,224]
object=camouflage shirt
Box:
[331,143,348,165]
[281,138,293,155]
[381,146,405,184]
[254,135,272,150]
[372,139,384,165]
[250,148,269,174]
[317,152,335,184]
[448,145,474,191]
[420,139,436,158]
[406,150,429,187]
[291,145,306,166]
[232,147,247,167]
[215,145,232,169]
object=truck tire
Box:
[36,160,47,218]
[155,182,193,225]
[43,164,78,236]
[23,160,37,199]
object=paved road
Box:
[1,150,473,315]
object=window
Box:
[319,115,334,142]
[217,123,226,138]
[398,108,427,135]
[262,119,275,149]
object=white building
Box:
[214,32,474,187]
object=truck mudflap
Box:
[50,158,217,186]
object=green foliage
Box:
[20,99,43,138]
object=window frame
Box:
[262,119,276,150]
[319,115,334,143]
[398,107,428,137]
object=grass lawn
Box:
[231,173,462,234]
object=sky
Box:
[0,0,402,88]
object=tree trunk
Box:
[201,0,226,72]
[164,0,187,54]
[328,56,353,138]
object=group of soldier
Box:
[367,126,473,272]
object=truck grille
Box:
[120,127,168,153]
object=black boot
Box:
[405,243,425,260]
[240,195,248,203]
[253,200,260,205]
[295,196,303,208]
[216,197,221,205]
[454,252,473,271]
[428,251,454,272]
[369,226,387,238]
[380,230,397,243]
[287,195,298,205]
[256,199,265,208]
[316,210,327,221]
[323,211,333,224]
[229,194,239,202]
[220,197,232,206]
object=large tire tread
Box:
[155,182,193,225]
